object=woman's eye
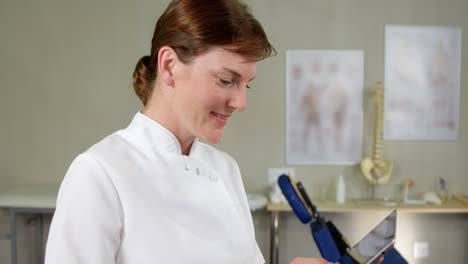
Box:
[219,78,234,87]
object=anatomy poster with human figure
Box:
[286,50,364,165]
[384,25,461,140]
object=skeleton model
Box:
[360,83,392,185]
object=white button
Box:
[185,163,192,171]
[196,167,201,176]
[209,173,218,182]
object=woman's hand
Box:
[290,256,384,264]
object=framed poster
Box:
[384,25,461,140]
[286,50,364,165]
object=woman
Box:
[45,0,338,263]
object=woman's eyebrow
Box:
[222,67,256,81]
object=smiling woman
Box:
[44,0,343,263]
[132,0,275,155]
[45,0,276,263]
[43,1,330,264]
[145,47,258,152]
[132,0,275,106]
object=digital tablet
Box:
[347,210,396,264]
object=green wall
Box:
[1,0,467,263]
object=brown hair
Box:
[132,0,276,105]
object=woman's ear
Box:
[157,46,177,87]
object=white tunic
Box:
[45,112,264,264]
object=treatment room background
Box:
[1,0,467,263]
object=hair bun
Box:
[132,55,154,105]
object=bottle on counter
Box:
[336,174,346,204]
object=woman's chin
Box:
[202,131,224,144]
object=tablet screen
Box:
[348,210,396,264]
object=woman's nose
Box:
[228,87,247,112]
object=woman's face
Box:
[171,47,257,144]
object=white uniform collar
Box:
[126,112,199,157]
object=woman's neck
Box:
[142,101,195,156]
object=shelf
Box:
[267,199,468,214]
[0,185,58,209]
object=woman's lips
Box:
[210,111,230,124]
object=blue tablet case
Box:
[277,175,312,223]
[278,175,341,262]
[277,174,408,264]
[311,219,342,262]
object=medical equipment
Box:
[278,174,407,264]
